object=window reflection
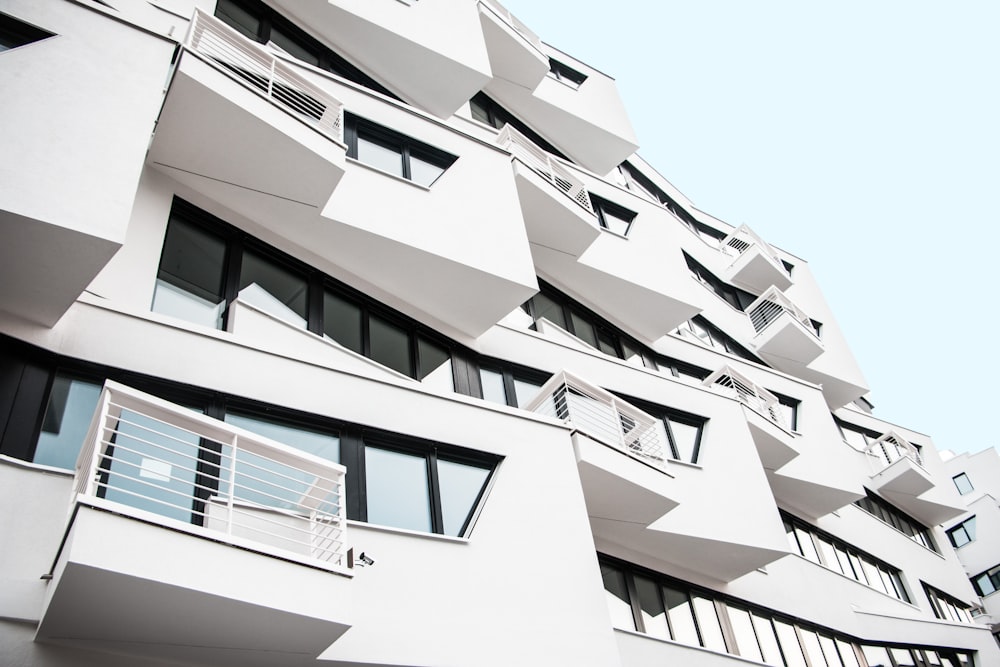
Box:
[365,446,431,532]
[34,376,102,470]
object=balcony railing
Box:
[186,9,344,142]
[746,286,818,338]
[497,124,595,215]
[721,225,789,274]
[867,431,924,470]
[479,0,544,53]
[704,365,787,429]
[74,381,348,571]
[526,371,666,467]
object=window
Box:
[783,512,910,602]
[0,12,53,52]
[952,472,974,495]
[946,517,976,548]
[622,394,707,464]
[854,490,937,552]
[971,564,1000,597]
[547,57,587,88]
[589,194,636,236]
[152,198,458,385]
[345,115,457,187]
[0,341,499,537]
[923,584,975,624]
[676,316,763,364]
[773,392,800,431]
[476,363,549,409]
[684,252,756,311]
[214,0,398,99]
[599,555,971,665]
[468,92,567,159]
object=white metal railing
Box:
[525,371,666,467]
[186,9,344,142]
[746,286,818,338]
[497,124,595,215]
[867,431,924,470]
[721,225,790,274]
[479,0,544,53]
[704,365,786,429]
[74,381,348,570]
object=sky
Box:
[499,0,999,456]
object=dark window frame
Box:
[589,193,637,237]
[0,11,54,51]
[469,92,567,159]
[946,516,976,548]
[620,394,707,464]
[854,489,937,553]
[344,114,457,186]
[547,57,587,88]
[952,472,974,495]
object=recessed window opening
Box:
[345,115,457,187]
[547,57,587,88]
[589,194,636,236]
[0,12,54,51]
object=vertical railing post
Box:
[82,389,112,499]
[226,434,239,537]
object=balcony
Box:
[703,365,799,470]
[721,225,793,293]
[479,0,549,90]
[148,10,347,233]
[37,381,352,664]
[498,124,601,258]
[746,287,824,369]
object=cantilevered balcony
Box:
[498,124,601,257]
[37,381,352,665]
[721,224,793,293]
[746,287,824,369]
[148,10,347,229]
[478,0,549,90]
[704,365,799,470]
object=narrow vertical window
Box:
[153,215,228,329]
[952,473,974,495]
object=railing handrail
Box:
[867,430,924,469]
[185,9,344,143]
[75,380,349,570]
[496,124,595,215]
[745,286,816,337]
[525,370,666,467]
[479,0,544,53]
[703,365,787,429]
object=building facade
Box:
[0,1,996,665]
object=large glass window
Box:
[365,446,432,533]
[34,375,102,470]
[152,214,228,329]
[238,249,309,328]
[476,362,548,409]
[346,115,456,187]
[437,458,491,536]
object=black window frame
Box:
[970,564,1000,597]
[547,57,587,88]
[589,193,637,237]
[946,516,976,548]
[854,489,938,553]
[772,391,801,431]
[922,583,974,624]
[620,393,707,464]
[678,316,764,365]
[468,92,567,160]
[344,114,457,186]
[467,358,551,409]
[952,472,974,495]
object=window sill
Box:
[346,157,434,190]
[347,519,469,544]
[0,454,74,477]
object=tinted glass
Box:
[34,376,102,470]
[216,0,261,39]
[417,337,452,391]
[365,446,430,532]
[153,217,227,328]
[570,312,598,348]
[369,314,412,376]
[357,134,403,177]
[634,576,669,639]
[437,458,490,536]
[239,249,308,328]
[532,294,566,329]
[269,26,320,66]
[323,291,363,354]
[600,564,634,630]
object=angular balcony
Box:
[479,0,549,91]
[526,371,679,525]
[498,124,601,258]
[721,224,793,293]
[746,287,824,369]
[703,365,799,470]
[148,10,347,232]
[37,381,352,664]
[268,0,492,119]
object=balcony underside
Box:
[38,503,352,667]
[148,52,346,233]
[513,160,600,258]
[533,244,702,344]
[269,0,490,119]
[479,4,548,91]
[0,209,120,326]
[753,313,824,369]
[726,247,792,293]
[869,457,935,498]
[878,486,967,526]
[765,464,865,520]
[744,407,799,471]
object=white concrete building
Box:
[0,1,996,666]
[942,447,1000,646]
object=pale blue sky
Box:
[500,0,999,455]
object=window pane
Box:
[775,621,808,667]
[532,294,566,329]
[632,576,669,639]
[600,209,632,235]
[153,217,227,329]
[837,639,862,667]
[727,606,763,662]
[848,553,868,584]
[816,537,839,571]
[238,250,308,328]
[224,412,339,464]
[512,376,544,408]
[269,27,320,66]
[891,648,917,667]
[479,368,507,405]
[596,330,619,357]
[663,585,699,646]
[357,134,403,177]
[834,546,857,579]
[953,473,974,495]
[34,376,103,470]
[323,291,363,354]
[570,312,598,348]
[417,337,453,391]
[751,613,785,667]
[862,645,892,667]
[667,418,701,463]
[691,595,726,652]
[799,629,829,667]
[215,0,260,39]
[364,446,431,532]
[600,564,635,630]
[437,458,490,537]
[369,314,412,376]
[796,527,821,563]
[409,154,446,187]
[861,558,888,594]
